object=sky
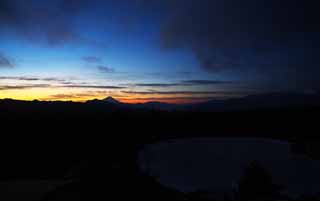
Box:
[0,0,319,103]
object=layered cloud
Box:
[0,76,64,82]
[0,75,125,91]
[82,56,102,63]
[1,0,319,94]
[134,80,234,87]
[44,91,111,100]
[0,84,125,91]
[122,90,247,96]
[63,84,124,89]
[97,66,115,73]
[0,84,50,91]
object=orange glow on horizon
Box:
[0,94,209,104]
[0,88,214,104]
[0,97,207,104]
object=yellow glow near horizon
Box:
[0,88,216,104]
[0,88,53,101]
[0,88,108,102]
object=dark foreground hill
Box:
[0,93,320,201]
[1,92,320,138]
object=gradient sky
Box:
[0,0,319,103]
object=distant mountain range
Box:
[1,92,319,112]
[86,92,320,112]
[186,92,320,111]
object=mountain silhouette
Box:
[103,96,121,104]
[186,92,320,111]
[0,92,319,201]
[130,92,320,111]
[138,101,178,111]
[2,92,320,112]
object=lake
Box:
[139,138,320,197]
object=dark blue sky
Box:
[0,0,319,102]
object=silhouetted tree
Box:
[41,181,80,201]
[296,195,320,201]
[236,160,284,201]
[187,190,234,201]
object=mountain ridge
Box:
[1,92,320,112]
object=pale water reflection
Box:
[139,138,320,197]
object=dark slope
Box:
[0,94,320,201]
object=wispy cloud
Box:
[44,93,94,100]
[0,76,65,82]
[134,83,180,87]
[0,53,14,68]
[42,90,118,101]
[122,90,245,95]
[121,97,217,101]
[181,80,234,85]
[97,65,115,73]
[42,77,66,82]
[0,78,125,90]
[0,84,51,90]
[133,80,235,87]
[82,56,102,63]
[62,84,125,89]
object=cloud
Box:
[42,90,116,100]
[0,0,75,45]
[42,77,66,82]
[0,79,125,90]
[0,0,159,48]
[121,96,217,101]
[134,80,234,87]
[2,76,42,81]
[2,0,318,91]
[0,84,50,90]
[181,80,234,85]
[0,76,66,82]
[0,53,14,68]
[82,57,115,74]
[122,90,246,95]
[44,93,96,100]
[134,83,180,87]
[82,56,102,63]
[46,94,80,100]
[0,0,104,47]
[160,0,320,90]
[62,84,125,89]
[97,66,115,73]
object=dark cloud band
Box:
[97,66,115,73]
[0,76,65,82]
[160,0,320,90]
[122,90,247,95]
[61,85,125,89]
[134,80,234,87]
[82,56,102,63]
[0,84,51,90]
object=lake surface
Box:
[139,138,320,197]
